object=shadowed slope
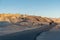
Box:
[0,22,57,40]
[0,14,59,40]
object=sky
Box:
[0,0,60,18]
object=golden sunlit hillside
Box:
[0,14,53,23]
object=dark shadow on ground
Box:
[0,22,57,40]
[0,21,12,27]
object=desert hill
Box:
[0,14,52,23]
[51,18,60,23]
[0,14,60,31]
[0,14,54,27]
[0,14,59,27]
[0,14,60,35]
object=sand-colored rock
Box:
[0,14,60,30]
[51,18,60,23]
[0,14,54,23]
[0,14,60,26]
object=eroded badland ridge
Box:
[0,14,60,30]
[0,14,52,23]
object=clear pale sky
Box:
[0,0,60,18]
